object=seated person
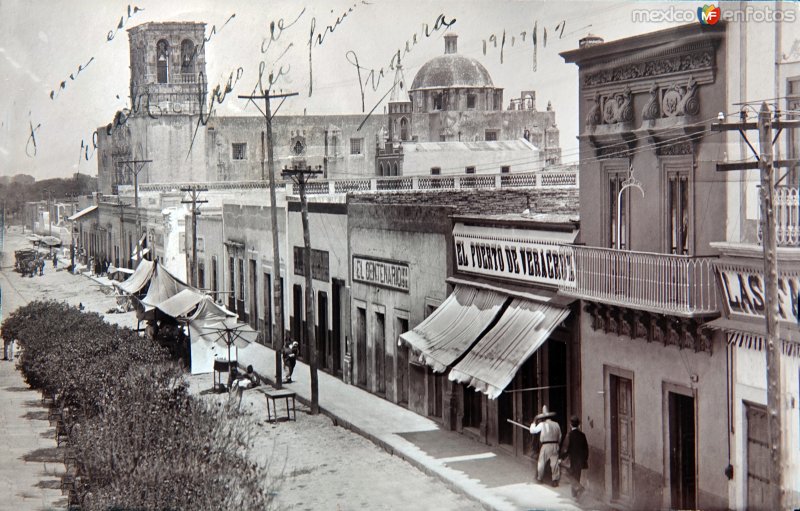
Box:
[231,365,259,390]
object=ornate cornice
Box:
[584,50,714,89]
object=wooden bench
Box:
[256,387,297,423]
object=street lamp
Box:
[615,166,644,250]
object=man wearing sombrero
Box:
[529,405,562,487]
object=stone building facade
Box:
[97,23,563,194]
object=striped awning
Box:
[399,286,508,373]
[449,298,570,399]
[706,317,800,358]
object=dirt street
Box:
[1,227,479,511]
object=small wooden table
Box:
[258,388,297,422]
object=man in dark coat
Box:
[561,415,589,499]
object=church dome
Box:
[410,34,494,91]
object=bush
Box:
[4,301,274,510]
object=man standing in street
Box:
[561,415,589,499]
[530,405,562,487]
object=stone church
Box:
[96,22,562,194]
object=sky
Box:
[0,0,733,180]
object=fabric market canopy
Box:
[40,235,62,246]
[114,259,155,295]
[141,263,191,310]
[449,298,570,399]
[188,300,256,375]
[156,288,205,319]
[399,285,507,372]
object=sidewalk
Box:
[0,228,65,511]
[233,342,602,511]
[0,359,65,511]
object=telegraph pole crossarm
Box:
[282,164,323,414]
[711,103,799,509]
[181,186,208,287]
[238,90,298,390]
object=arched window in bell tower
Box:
[181,39,195,77]
[157,39,169,84]
[400,117,409,141]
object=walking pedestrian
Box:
[3,337,13,361]
[3,337,16,361]
[561,415,589,499]
[530,405,562,487]
[283,341,299,383]
[38,258,44,276]
[52,252,58,268]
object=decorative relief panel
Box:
[584,50,714,88]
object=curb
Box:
[253,370,502,511]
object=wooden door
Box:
[317,291,328,372]
[396,317,409,406]
[331,280,343,376]
[669,392,696,509]
[611,375,634,502]
[356,307,367,387]
[745,403,771,510]
[375,312,385,394]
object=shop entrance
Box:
[375,311,386,395]
[496,354,540,458]
[317,291,328,372]
[356,306,367,388]
[668,391,696,509]
[396,317,409,406]
[331,279,344,377]
[745,402,771,510]
[610,374,634,503]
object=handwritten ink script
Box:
[106,4,145,41]
[346,13,456,128]
[308,2,369,96]
[26,116,42,158]
[51,5,144,101]
[482,20,566,70]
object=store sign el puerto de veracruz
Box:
[453,222,576,288]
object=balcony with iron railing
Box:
[757,186,800,246]
[559,245,719,317]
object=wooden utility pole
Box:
[181,186,208,287]
[239,90,298,389]
[117,159,152,266]
[712,103,800,509]
[282,164,323,414]
[116,199,128,269]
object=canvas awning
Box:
[156,288,205,318]
[705,317,800,356]
[449,298,570,399]
[187,296,247,375]
[114,259,155,295]
[399,285,508,372]
[141,263,191,309]
[67,205,98,221]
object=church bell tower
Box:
[127,22,207,116]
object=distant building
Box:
[96,23,562,193]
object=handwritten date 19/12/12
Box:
[483,20,566,69]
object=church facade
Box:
[97,22,562,194]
